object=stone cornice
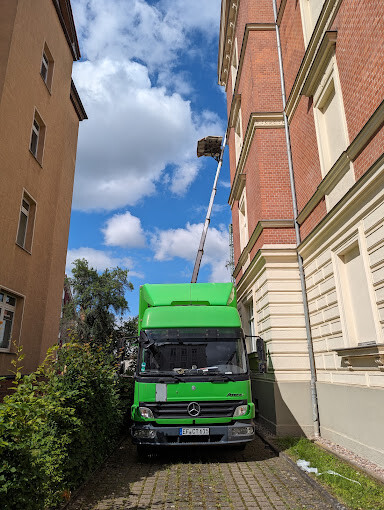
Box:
[234,220,295,277]
[228,112,285,206]
[302,31,337,96]
[285,0,343,121]
[220,22,275,89]
[297,98,384,225]
[218,0,240,86]
[236,246,298,297]
[70,80,87,121]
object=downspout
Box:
[272,0,320,437]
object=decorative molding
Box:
[276,0,288,26]
[302,31,337,96]
[236,246,298,297]
[228,112,285,206]
[218,0,240,86]
[334,344,384,371]
[285,0,343,121]
[70,80,87,121]
[299,152,384,260]
[297,98,384,225]
[233,220,295,277]
[220,22,275,88]
[229,94,241,128]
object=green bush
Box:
[0,342,126,510]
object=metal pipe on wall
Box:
[272,0,320,437]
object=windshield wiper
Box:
[138,371,184,382]
[207,372,235,382]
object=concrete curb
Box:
[314,440,384,486]
[254,430,350,510]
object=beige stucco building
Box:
[0,0,86,377]
[219,0,384,468]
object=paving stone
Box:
[66,436,336,510]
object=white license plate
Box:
[179,427,209,436]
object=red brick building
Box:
[219,0,384,468]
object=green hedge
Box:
[0,342,130,510]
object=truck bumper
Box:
[131,420,255,446]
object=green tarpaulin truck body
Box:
[131,282,255,447]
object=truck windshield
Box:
[139,328,247,376]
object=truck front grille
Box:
[141,400,246,419]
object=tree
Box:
[64,259,133,345]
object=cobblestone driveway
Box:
[67,436,334,510]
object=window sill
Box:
[29,149,43,168]
[15,242,32,255]
[0,349,16,355]
[334,343,384,371]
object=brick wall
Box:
[300,198,327,240]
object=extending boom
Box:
[191,133,227,283]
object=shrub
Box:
[0,342,125,510]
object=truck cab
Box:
[131,283,255,448]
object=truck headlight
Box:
[139,407,154,419]
[233,405,248,417]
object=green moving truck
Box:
[131,282,255,449]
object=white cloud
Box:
[66,247,144,279]
[103,211,146,248]
[151,222,231,282]
[72,58,223,210]
[70,0,224,211]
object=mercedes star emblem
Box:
[187,402,201,417]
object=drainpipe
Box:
[272,0,320,437]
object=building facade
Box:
[0,0,86,377]
[219,0,384,468]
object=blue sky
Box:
[67,0,231,316]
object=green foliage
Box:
[278,437,384,510]
[0,342,127,510]
[65,258,133,345]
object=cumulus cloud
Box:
[102,211,146,248]
[72,57,222,210]
[66,247,144,279]
[151,222,231,282]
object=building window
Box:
[29,111,46,164]
[16,191,36,252]
[238,188,248,252]
[300,0,326,46]
[231,39,239,92]
[234,109,243,165]
[40,44,54,90]
[337,240,378,346]
[0,292,17,350]
[315,74,348,175]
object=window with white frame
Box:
[29,111,45,163]
[312,56,349,176]
[40,44,54,90]
[337,240,378,346]
[231,39,239,92]
[16,192,36,252]
[234,109,243,165]
[0,292,17,350]
[300,0,326,46]
[238,188,248,252]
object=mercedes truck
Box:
[131,282,255,449]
